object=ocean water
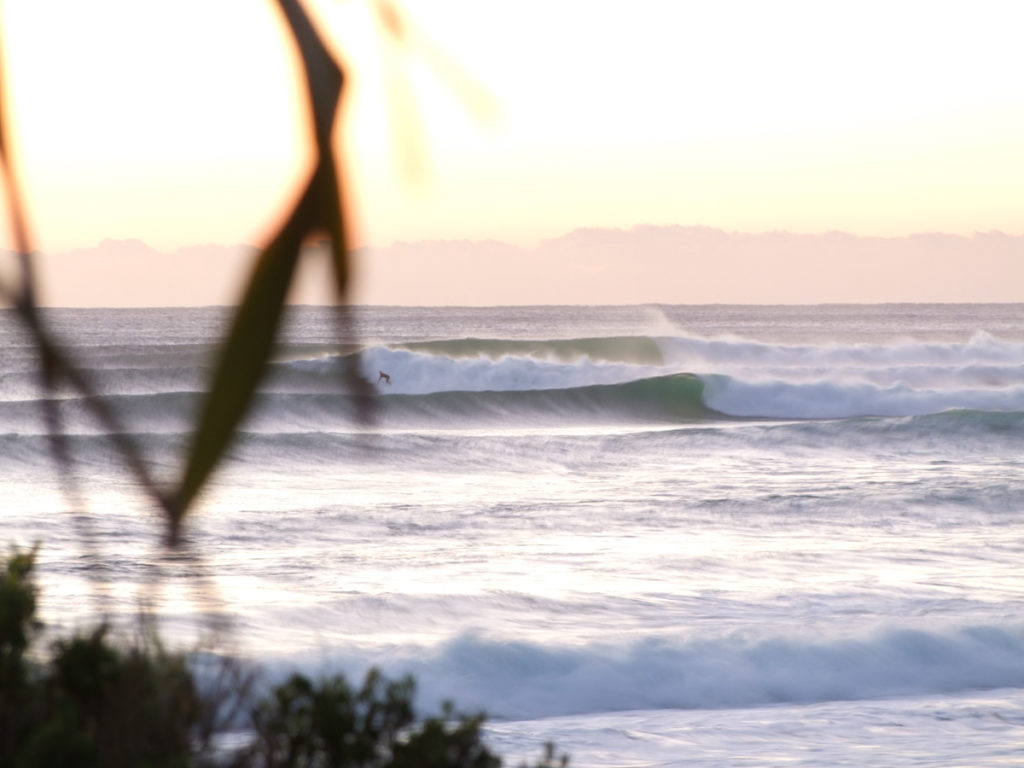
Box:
[3,303,1024,766]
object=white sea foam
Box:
[348,347,655,396]
[660,330,1024,371]
[701,376,1024,419]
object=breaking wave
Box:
[5,330,1024,440]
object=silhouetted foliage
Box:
[252,670,504,768]
[0,550,223,767]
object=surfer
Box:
[377,370,391,385]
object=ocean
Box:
[3,303,1024,766]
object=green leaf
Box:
[171,0,351,538]
[275,0,343,150]
[172,182,314,532]
[274,0,350,292]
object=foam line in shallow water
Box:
[306,624,1024,721]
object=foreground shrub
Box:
[252,670,508,768]
[0,550,566,768]
[0,549,207,767]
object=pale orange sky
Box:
[1,0,1023,304]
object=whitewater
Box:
[3,303,1024,766]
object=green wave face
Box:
[386,373,715,426]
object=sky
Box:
[1,0,1023,304]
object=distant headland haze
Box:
[8,225,1023,307]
